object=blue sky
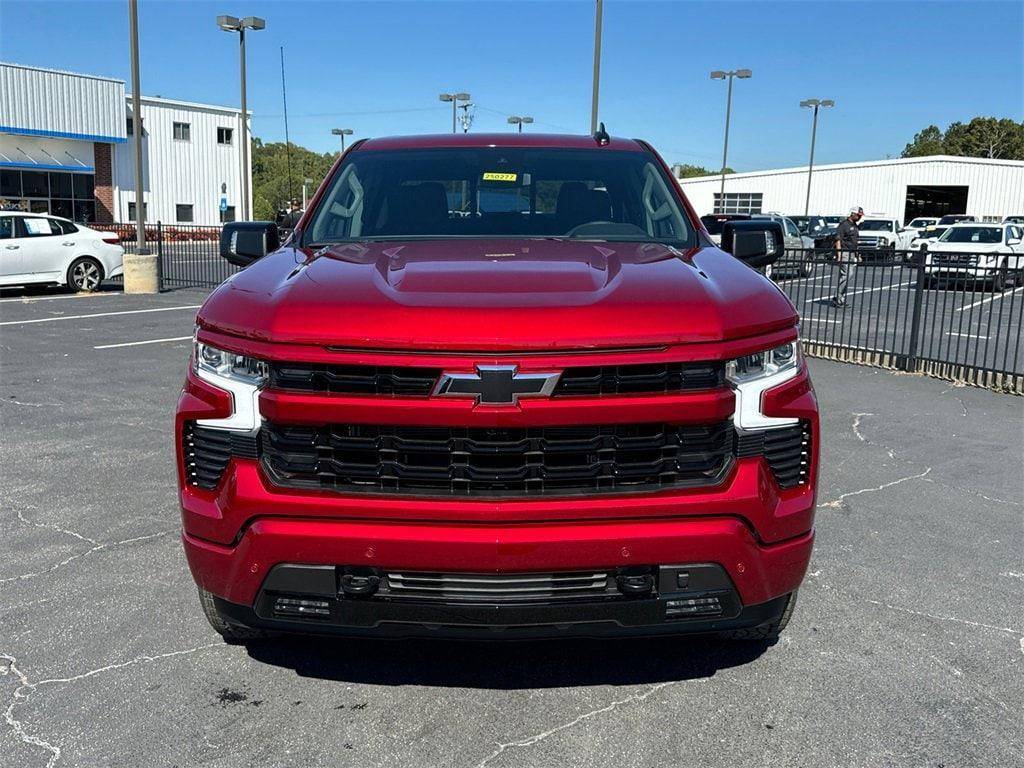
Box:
[2,0,1021,170]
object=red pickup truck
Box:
[177,131,817,642]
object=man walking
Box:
[831,206,864,308]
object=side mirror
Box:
[720,220,785,268]
[220,221,280,267]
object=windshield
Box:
[859,219,894,232]
[304,147,694,245]
[938,215,972,225]
[939,226,1003,244]
[908,218,935,228]
[1005,216,1024,224]
[918,227,947,240]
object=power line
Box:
[256,106,447,119]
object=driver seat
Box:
[556,182,612,231]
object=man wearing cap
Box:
[831,206,864,308]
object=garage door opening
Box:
[903,185,969,223]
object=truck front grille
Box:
[382,571,616,603]
[268,361,724,397]
[182,424,259,490]
[261,420,734,496]
[734,422,811,488]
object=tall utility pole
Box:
[218,15,265,220]
[439,92,470,134]
[800,98,835,215]
[710,68,752,212]
[280,46,294,205]
[128,0,148,254]
[458,102,474,133]
[590,0,603,133]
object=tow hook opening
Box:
[615,567,656,596]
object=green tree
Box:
[901,125,945,157]
[251,138,338,220]
[901,118,1024,160]
[671,163,733,178]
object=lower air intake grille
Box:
[383,571,615,603]
[735,422,811,489]
[182,423,259,490]
[261,420,733,496]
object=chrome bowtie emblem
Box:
[433,365,561,405]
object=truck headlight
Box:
[193,339,267,431]
[877,236,889,246]
[726,341,801,430]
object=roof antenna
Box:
[593,121,610,146]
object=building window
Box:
[220,206,236,223]
[713,192,763,215]
[127,117,133,135]
[128,201,148,221]
[217,127,233,145]
[173,122,191,141]
[176,204,194,223]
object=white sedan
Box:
[924,222,1024,290]
[0,211,124,292]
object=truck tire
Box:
[197,586,272,643]
[719,590,797,641]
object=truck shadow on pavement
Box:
[244,634,772,689]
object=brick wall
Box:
[93,142,114,223]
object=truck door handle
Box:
[62,241,75,246]
[4,245,18,250]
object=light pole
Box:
[217,14,265,221]
[128,0,148,255]
[331,127,353,153]
[590,0,603,133]
[800,98,834,216]
[507,116,534,133]
[439,92,470,134]
[710,68,752,213]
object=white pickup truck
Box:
[857,216,914,256]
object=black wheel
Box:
[991,261,1007,292]
[719,590,797,641]
[67,257,103,292]
[801,261,813,278]
[198,586,272,643]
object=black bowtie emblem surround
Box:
[433,365,562,405]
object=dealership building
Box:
[0,62,250,226]
[677,155,1024,223]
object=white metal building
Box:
[677,156,1024,223]
[0,62,251,226]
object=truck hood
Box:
[926,241,1007,253]
[197,239,798,351]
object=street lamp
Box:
[710,68,752,213]
[217,14,265,221]
[331,127,353,153]
[507,116,534,133]
[439,92,470,134]
[800,98,835,216]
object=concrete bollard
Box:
[123,253,159,294]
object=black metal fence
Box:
[95,225,1023,393]
[770,248,1023,393]
[95,222,237,288]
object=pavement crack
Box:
[1,398,60,409]
[0,530,175,586]
[475,681,678,768]
[866,600,1022,636]
[921,478,1023,507]
[819,467,932,509]
[16,508,99,545]
[1,643,224,768]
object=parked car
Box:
[937,214,976,226]
[0,211,123,291]
[751,213,814,277]
[182,132,817,644]
[1003,215,1024,225]
[904,217,939,238]
[789,215,829,237]
[906,225,949,260]
[924,222,1024,290]
[699,213,750,246]
[856,216,914,257]
[811,215,847,255]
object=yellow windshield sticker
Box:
[482,172,517,182]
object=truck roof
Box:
[356,133,646,152]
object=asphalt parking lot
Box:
[2,288,1022,768]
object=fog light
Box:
[273,596,331,619]
[665,596,722,618]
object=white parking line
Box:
[946,332,988,340]
[954,286,1024,313]
[0,305,201,327]
[94,335,192,350]
[804,281,913,305]
[0,292,119,304]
